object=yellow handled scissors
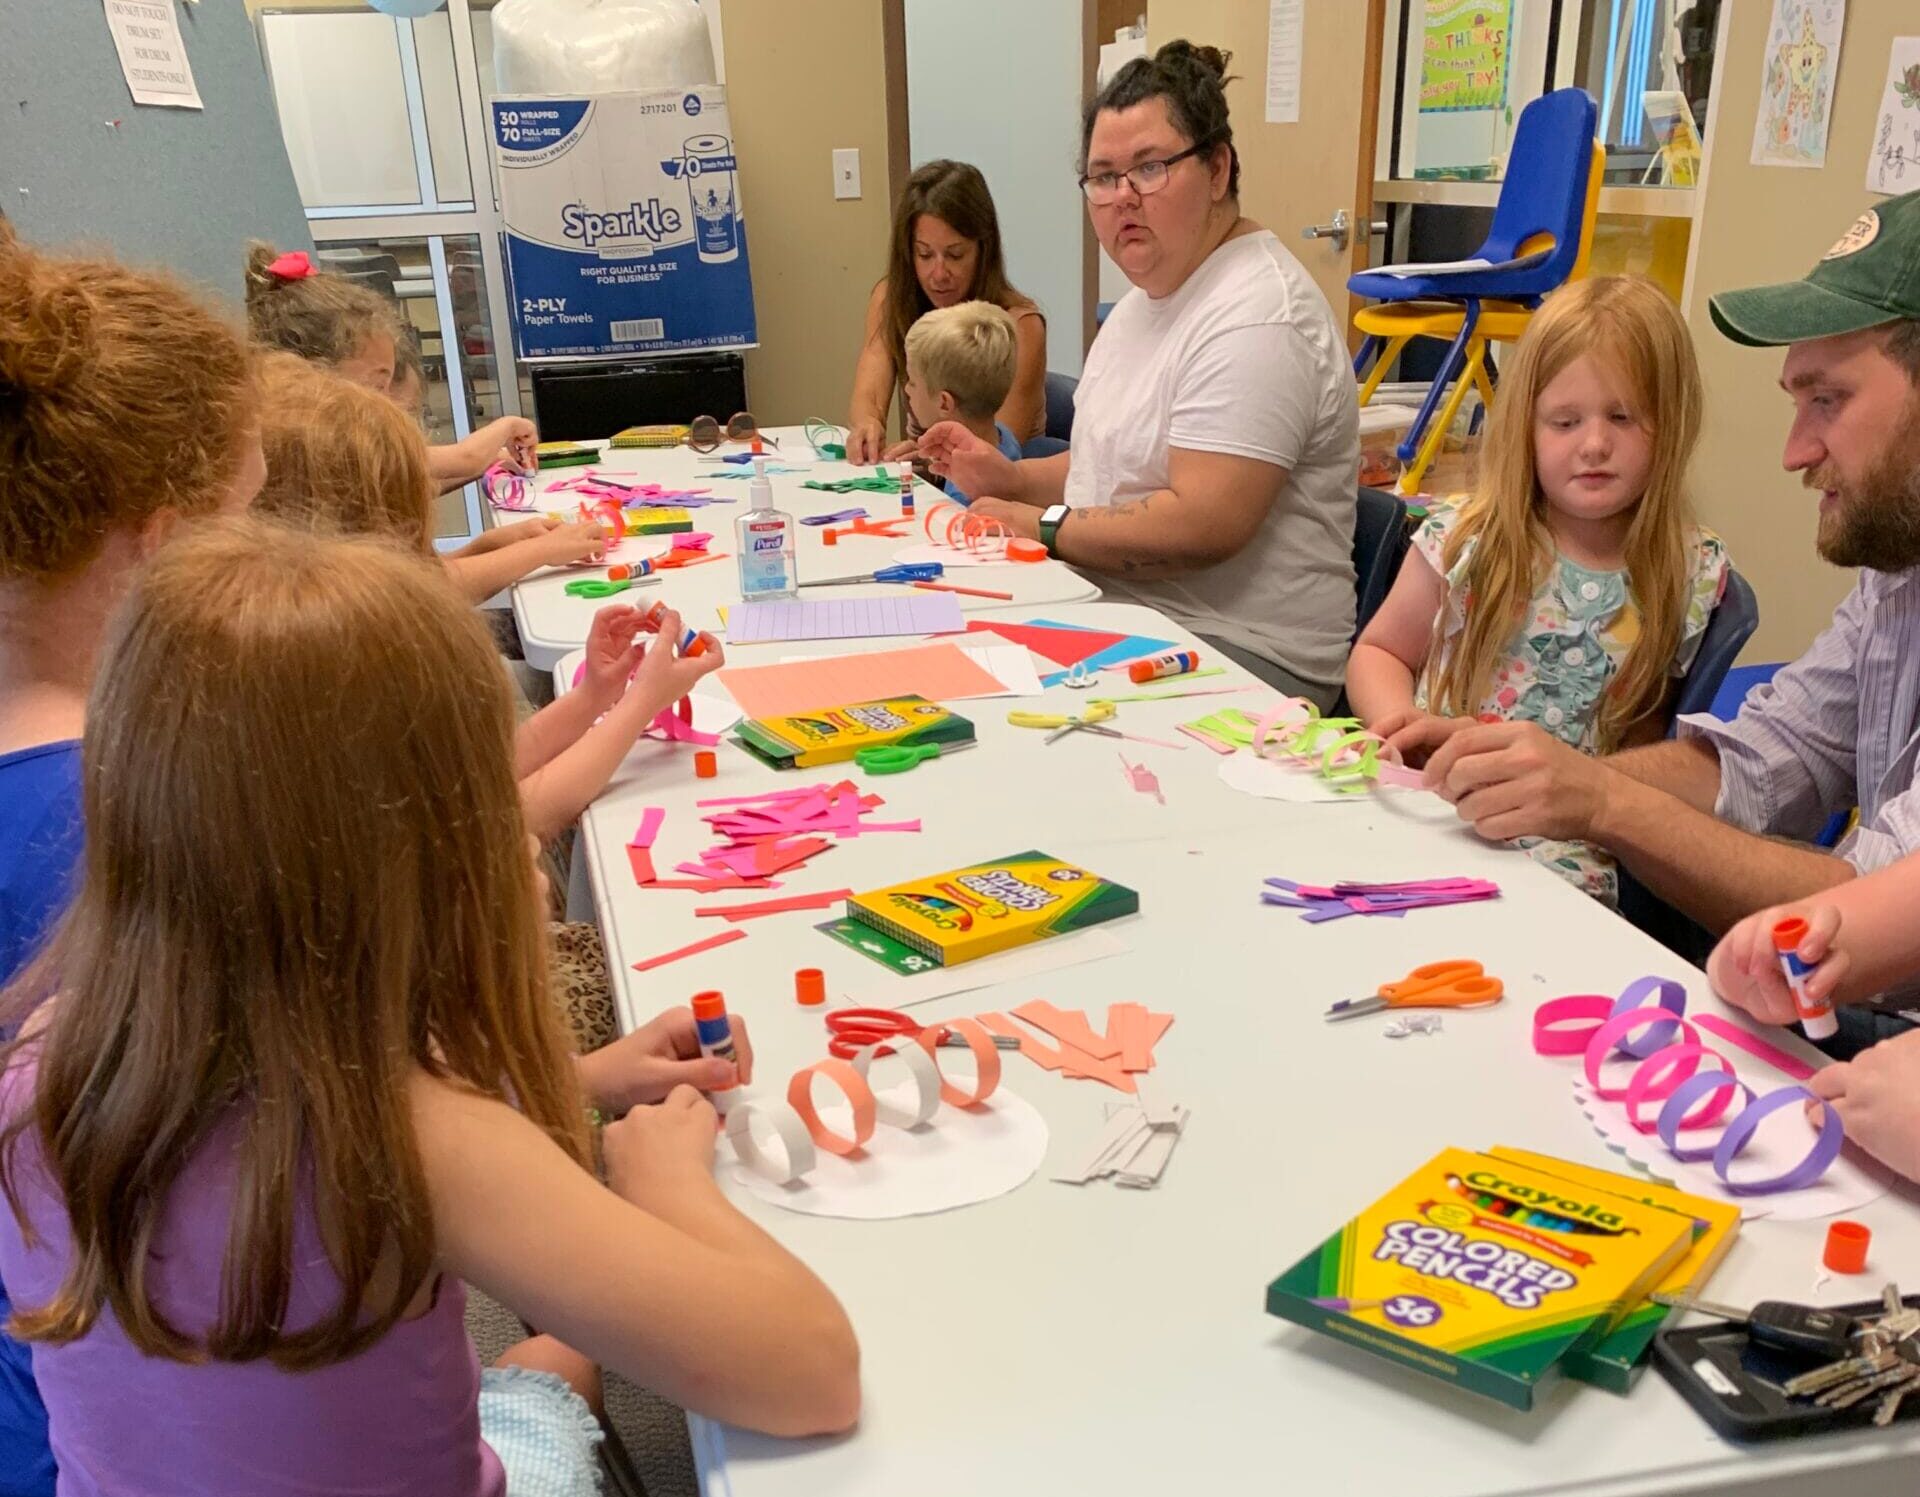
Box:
[1007,699,1122,745]
[1324,960,1505,1022]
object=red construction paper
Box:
[962,620,1128,668]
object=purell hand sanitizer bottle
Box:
[735,458,796,600]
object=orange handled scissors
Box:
[1324,960,1504,1022]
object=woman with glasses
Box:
[918,41,1359,706]
[845,159,1048,464]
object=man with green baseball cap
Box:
[1412,189,1920,1069]
[1708,194,1920,348]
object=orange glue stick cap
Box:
[1772,916,1811,952]
[795,968,827,1006]
[1825,1220,1871,1274]
[694,750,718,779]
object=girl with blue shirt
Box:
[0,225,265,1496]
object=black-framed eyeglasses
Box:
[1079,140,1215,205]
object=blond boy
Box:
[903,300,1026,503]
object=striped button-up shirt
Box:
[1677,567,1920,871]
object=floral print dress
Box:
[1411,504,1731,904]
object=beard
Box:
[1814,419,1920,570]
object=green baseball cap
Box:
[1710,189,1920,347]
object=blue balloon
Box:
[367,0,446,16]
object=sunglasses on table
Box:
[686,411,779,453]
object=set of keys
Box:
[1656,1284,1920,1427]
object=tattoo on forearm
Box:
[1066,496,1151,525]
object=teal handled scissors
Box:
[1324,960,1505,1022]
[852,740,979,775]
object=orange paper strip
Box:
[786,1058,878,1156]
[693,888,854,921]
[917,1017,1002,1108]
[627,845,657,886]
[981,1011,1135,1094]
[630,928,747,972]
[1012,1001,1122,1061]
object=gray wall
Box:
[0,0,310,307]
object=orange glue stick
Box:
[1128,650,1201,684]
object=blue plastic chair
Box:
[1668,567,1758,722]
[1350,88,1600,493]
[1021,436,1069,460]
[1618,566,1762,961]
[1043,372,1077,444]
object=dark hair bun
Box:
[1156,39,1233,82]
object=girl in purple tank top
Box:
[0,520,859,1496]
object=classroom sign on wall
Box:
[492,86,758,359]
[1418,0,1513,114]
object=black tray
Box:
[1653,1294,1920,1441]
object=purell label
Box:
[493,89,757,359]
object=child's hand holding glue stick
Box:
[1708,902,1848,1032]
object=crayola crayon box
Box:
[732,696,974,770]
[1486,1147,1741,1393]
[826,850,1139,968]
[1266,1148,1695,1410]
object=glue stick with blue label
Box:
[1772,917,1838,1040]
[691,990,740,1109]
[898,462,916,516]
[678,628,713,659]
[1128,649,1201,684]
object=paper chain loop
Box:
[1531,980,1844,1195]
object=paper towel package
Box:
[491,86,757,359]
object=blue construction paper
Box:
[1028,617,1176,688]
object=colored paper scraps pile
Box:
[1384,1014,1444,1039]
[1119,754,1164,804]
[547,471,728,508]
[1261,876,1500,923]
[624,784,921,893]
[974,1000,1171,1096]
[1052,1082,1188,1189]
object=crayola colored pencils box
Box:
[732,696,974,769]
[1486,1147,1741,1393]
[837,851,1139,967]
[1266,1148,1694,1411]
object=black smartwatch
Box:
[1038,503,1070,553]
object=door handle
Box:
[1302,209,1351,252]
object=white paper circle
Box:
[729,1085,1047,1219]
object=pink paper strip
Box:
[1695,1014,1819,1083]
[1177,722,1239,754]
[695,787,829,808]
[693,888,854,921]
[629,807,666,849]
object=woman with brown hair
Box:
[0,226,263,1497]
[845,159,1047,462]
[919,42,1360,704]
[0,519,859,1494]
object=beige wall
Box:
[722,0,896,426]
[1686,0,1911,662]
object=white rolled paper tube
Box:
[849,1040,943,1128]
[724,1101,816,1185]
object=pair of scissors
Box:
[563,575,658,599]
[1008,699,1122,745]
[852,740,979,775]
[825,1007,1022,1060]
[1324,960,1505,1022]
[803,562,945,587]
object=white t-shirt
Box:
[1064,229,1358,689]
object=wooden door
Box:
[1148,0,1385,325]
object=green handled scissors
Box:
[564,576,659,599]
[853,740,979,775]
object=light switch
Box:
[833,148,861,200]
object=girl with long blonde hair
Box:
[1348,275,1730,902]
[0,519,858,1495]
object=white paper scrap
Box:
[839,928,1129,1010]
[1866,38,1920,195]
[102,0,204,110]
